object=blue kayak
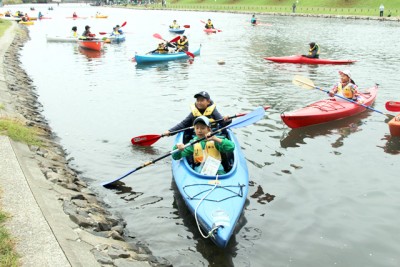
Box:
[109,34,126,43]
[134,46,200,64]
[171,129,249,248]
[169,28,185,34]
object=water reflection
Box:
[280,111,370,148]
[78,46,104,59]
[378,135,400,155]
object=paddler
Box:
[204,19,215,29]
[164,91,231,136]
[171,116,235,175]
[171,35,189,52]
[329,70,359,101]
[302,42,320,58]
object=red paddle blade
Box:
[217,29,222,32]
[153,33,163,40]
[385,101,400,112]
[185,51,195,59]
[183,25,190,28]
[121,21,127,27]
[169,36,180,43]
[131,134,161,146]
[99,32,107,35]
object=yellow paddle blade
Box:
[292,75,315,89]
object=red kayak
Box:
[204,28,222,33]
[281,85,378,128]
[78,40,103,51]
[264,55,356,65]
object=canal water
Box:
[8,3,400,266]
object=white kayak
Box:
[46,36,78,43]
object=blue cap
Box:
[193,116,210,127]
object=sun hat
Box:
[193,116,211,127]
[339,70,351,78]
[194,91,210,100]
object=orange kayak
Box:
[78,40,103,51]
[388,115,400,137]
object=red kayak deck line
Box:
[388,115,400,137]
[281,85,378,129]
[264,55,357,65]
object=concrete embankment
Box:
[0,22,169,267]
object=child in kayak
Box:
[329,70,359,102]
[302,42,320,58]
[169,20,180,29]
[205,19,215,29]
[71,26,78,38]
[172,116,235,175]
[164,91,231,136]
[81,25,96,39]
[251,14,257,25]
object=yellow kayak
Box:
[95,14,108,18]
[19,21,34,25]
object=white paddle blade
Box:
[292,75,315,89]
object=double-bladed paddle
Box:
[131,106,271,146]
[385,101,400,112]
[152,33,195,58]
[99,21,127,35]
[101,106,266,187]
[292,75,394,119]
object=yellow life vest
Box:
[193,141,222,164]
[177,39,188,49]
[337,83,356,99]
[170,23,179,29]
[206,22,213,29]
[308,44,320,57]
[190,104,216,123]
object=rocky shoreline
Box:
[2,24,170,267]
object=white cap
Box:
[339,70,351,78]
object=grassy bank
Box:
[0,208,19,267]
[126,0,399,17]
[0,18,20,267]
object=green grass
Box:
[0,206,19,267]
[127,0,399,17]
[0,19,12,38]
[0,118,43,147]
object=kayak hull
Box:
[46,36,78,43]
[172,129,248,248]
[78,40,103,51]
[109,34,126,43]
[388,115,400,137]
[18,21,34,25]
[169,28,185,34]
[135,46,200,64]
[264,55,357,65]
[204,28,217,33]
[281,85,378,128]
